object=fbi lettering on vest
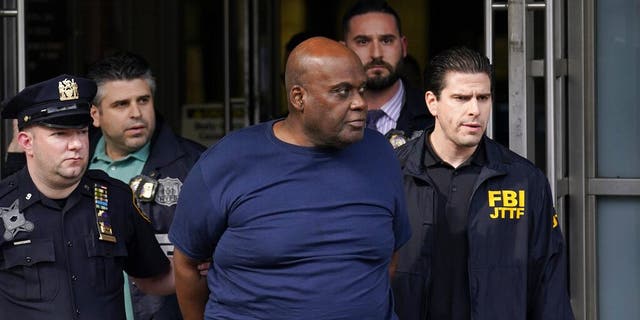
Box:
[488,190,526,220]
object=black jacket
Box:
[119,118,205,234]
[392,129,574,320]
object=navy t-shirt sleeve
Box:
[169,160,227,261]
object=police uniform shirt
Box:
[423,134,486,320]
[0,168,170,320]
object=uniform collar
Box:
[16,168,44,211]
[16,167,93,211]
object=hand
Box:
[197,261,211,277]
[7,120,23,153]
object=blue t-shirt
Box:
[169,120,410,320]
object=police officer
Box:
[2,53,206,319]
[0,75,174,320]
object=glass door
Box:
[179,0,279,146]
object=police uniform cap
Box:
[1,74,97,130]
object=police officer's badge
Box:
[130,175,158,202]
[155,177,183,207]
[385,129,408,149]
[58,78,79,101]
[1,199,35,241]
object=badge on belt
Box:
[94,184,116,243]
[130,175,183,207]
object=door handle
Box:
[0,10,18,17]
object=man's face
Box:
[344,12,407,90]
[23,126,89,186]
[426,71,492,151]
[298,56,368,148]
[90,79,156,160]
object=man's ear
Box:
[17,130,34,156]
[425,91,438,117]
[289,85,305,111]
[90,105,101,127]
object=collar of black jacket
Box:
[396,124,514,178]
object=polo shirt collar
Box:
[423,131,487,168]
[91,136,151,164]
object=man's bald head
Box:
[277,36,367,149]
[284,37,363,93]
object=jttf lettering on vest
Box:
[488,190,525,220]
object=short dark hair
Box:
[342,0,402,39]
[424,46,493,98]
[87,51,156,105]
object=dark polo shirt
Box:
[423,134,486,320]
